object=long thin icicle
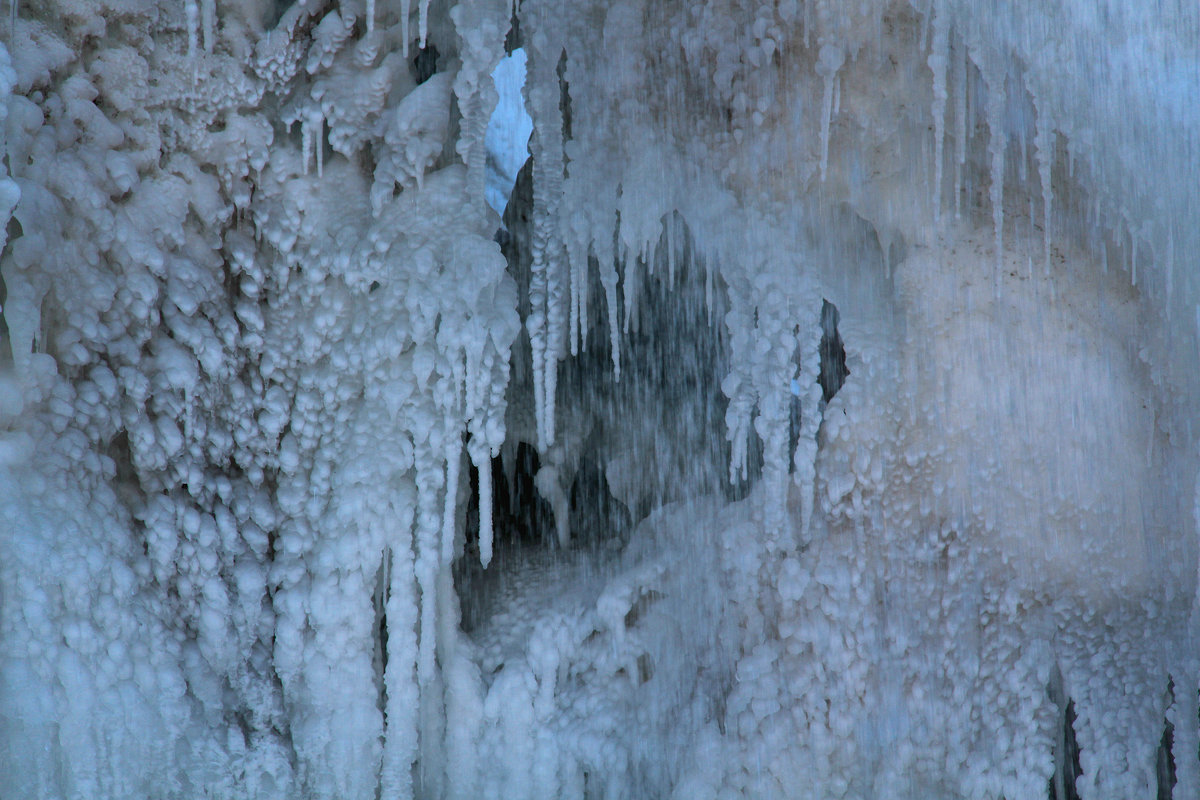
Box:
[401,0,411,56]
[584,203,619,377]
[792,307,823,543]
[928,5,950,223]
[1166,225,1175,312]
[543,244,567,441]
[621,245,636,336]
[201,0,215,52]
[526,40,567,449]
[300,116,313,175]
[441,439,460,563]
[578,235,591,358]
[1171,669,1200,800]
[315,113,324,178]
[529,251,550,449]
[598,239,620,381]
[414,450,443,687]
[666,212,678,285]
[567,231,585,356]
[817,43,843,183]
[954,38,968,219]
[1033,98,1053,273]
[477,452,494,567]
[987,69,1006,274]
[381,538,419,800]
[185,0,199,57]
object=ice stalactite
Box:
[186,0,199,56]
[953,32,968,220]
[400,0,412,56]
[522,11,567,450]
[985,65,1006,279]
[816,42,842,184]
[1033,91,1053,274]
[381,503,420,800]
[598,220,620,378]
[419,0,431,48]
[451,0,509,207]
[790,306,824,543]
[928,4,950,222]
[201,0,215,53]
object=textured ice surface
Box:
[1,1,1198,799]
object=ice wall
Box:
[0,1,1197,799]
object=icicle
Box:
[879,228,893,279]
[185,0,199,57]
[954,39,967,218]
[666,213,677,286]
[621,247,636,335]
[537,234,568,447]
[367,0,375,34]
[413,451,444,688]
[1166,226,1175,313]
[582,210,619,377]
[816,44,843,183]
[567,236,584,357]
[542,282,562,442]
[528,224,567,448]
[477,455,494,567]
[1170,667,1200,800]
[442,441,460,563]
[381,540,419,800]
[463,348,481,423]
[1034,103,1053,273]
[987,71,1006,274]
[201,0,215,52]
[315,113,324,178]
[1131,230,1138,286]
[419,0,430,48]
[530,261,550,449]
[928,6,949,223]
[401,0,411,57]
[300,117,313,175]
[917,0,932,51]
[600,248,620,381]
[705,253,714,324]
[579,248,590,355]
[793,310,823,543]
[568,255,578,357]
[527,48,567,449]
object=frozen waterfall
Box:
[1,1,1198,799]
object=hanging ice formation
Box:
[0,1,1198,798]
